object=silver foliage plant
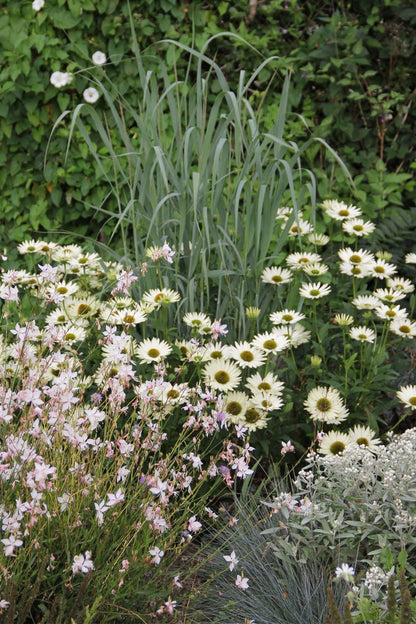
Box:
[263,427,416,574]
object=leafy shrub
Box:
[2,0,416,257]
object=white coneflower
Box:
[352,295,381,310]
[202,360,242,392]
[203,342,231,360]
[369,259,397,280]
[65,294,101,318]
[104,307,147,326]
[323,200,362,221]
[302,262,329,277]
[228,342,266,369]
[45,280,79,299]
[338,247,375,265]
[261,266,293,286]
[269,309,306,325]
[405,253,416,264]
[59,325,87,345]
[318,430,352,455]
[304,386,349,424]
[252,332,289,354]
[333,314,354,326]
[236,405,269,432]
[183,312,211,328]
[223,391,251,422]
[286,252,322,269]
[374,304,408,322]
[339,261,372,278]
[307,232,330,246]
[245,306,261,320]
[175,339,200,360]
[386,277,414,294]
[373,288,406,303]
[299,282,331,299]
[51,244,83,262]
[250,391,283,412]
[142,288,180,309]
[245,372,284,397]
[275,206,294,220]
[348,425,381,452]
[274,323,312,348]
[45,308,72,326]
[390,319,416,338]
[286,218,313,237]
[342,218,375,237]
[397,385,416,409]
[349,326,376,343]
[17,240,44,254]
[136,338,172,363]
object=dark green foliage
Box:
[1,0,416,254]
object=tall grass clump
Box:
[50,27,348,338]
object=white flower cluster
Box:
[50,71,73,88]
[363,565,393,600]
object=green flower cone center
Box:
[258,382,271,391]
[148,348,160,358]
[317,398,331,412]
[226,401,243,415]
[244,408,261,423]
[329,441,346,455]
[214,371,230,385]
[240,350,254,362]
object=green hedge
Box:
[1,0,415,254]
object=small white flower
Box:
[83,87,100,103]
[32,0,45,10]
[0,599,10,612]
[72,551,94,574]
[92,51,107,66]
[335,563,355,581]
[235,574,249,590]
[50,71,73,88]
[149,546,164,565]
[223,550,239,571]
[1,535,23,557]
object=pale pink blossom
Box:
[235,574,249,590]
[223,550,239,571]
[1,535,23,556]
[72,550,94,574]
[149,546,164,565]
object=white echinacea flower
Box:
[32,0,45,10]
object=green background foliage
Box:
[1,0,416,253]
